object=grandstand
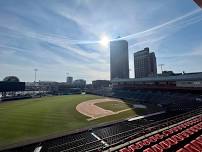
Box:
[110,73,202,113]
[2,108,201,152]
[111,90,202,112]
[111,72,202,93]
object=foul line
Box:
[91,132,109,147]
[128,111,166,121]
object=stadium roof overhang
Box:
[111,72,202,83]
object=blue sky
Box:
[0,0,202,83]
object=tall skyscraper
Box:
[134,47,157,78]
[66,76,73,84]
[110,40,129,80]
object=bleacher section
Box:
[112,90,202,111]
[93,113,174,146]
[3,108,201,152]
[41,132,103,152]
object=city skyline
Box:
[1,0,202,83]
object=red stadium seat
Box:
[144,147,155,152]
[188,121,194,126]
[193,124,201,130]
[119,147,131,152]
[189,121,194,126]
[184,144,201,152]
[190,126,198,132]
[154,134,163,140]
[142,139,151,146]
[162,130,172,136]
[195,119,200,123]
[196,123,202,130]
[148,136,158,143]
[198,123,202,129]
[199,123,202,128]
[180,124,187,129]
[196,124,202,130]
[176,148,189,152]
[165,137,178,146]
[187,121,193,126]
[129,141,144,150]
[191,140,202,150]
[194,124,201,130]
[172,126,179,132]
[151,144,164,152]
[184,122,191,127]
[171,135,182,143]
[196,136,202,142]
[135,141,144,149]
[180,131,190,138]
[194,119,199,123]
[177,125,183,130]
[176,133,185,141]
[128,144,138,152]
[159,141,171,149]
[185,129,194,135]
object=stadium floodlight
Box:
[34,68,38,82]
[158,64,164,73]
[66,72,69,77]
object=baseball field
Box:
[0,94,159,150]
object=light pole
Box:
[129,69,131,78]
[66,73,69,83]
[34,68,38,82]
[66,73,69,77]
[158,64,164,74]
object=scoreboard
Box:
[0,82,25,92]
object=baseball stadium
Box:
[1,0,202,152]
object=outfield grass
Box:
[95,101,131,112]
[0,95,100,148]
[0,95,140,149]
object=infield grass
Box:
[95,101,131,112]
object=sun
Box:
[99,35,110,47]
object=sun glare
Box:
[100,35,110,47]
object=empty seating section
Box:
[3,109,201,152]
[93,110,199,147]
[40,132,104,152]
[112,90,201,109]
[3,132,105,152]
[94,122,137,145]
[119,115,202,152]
